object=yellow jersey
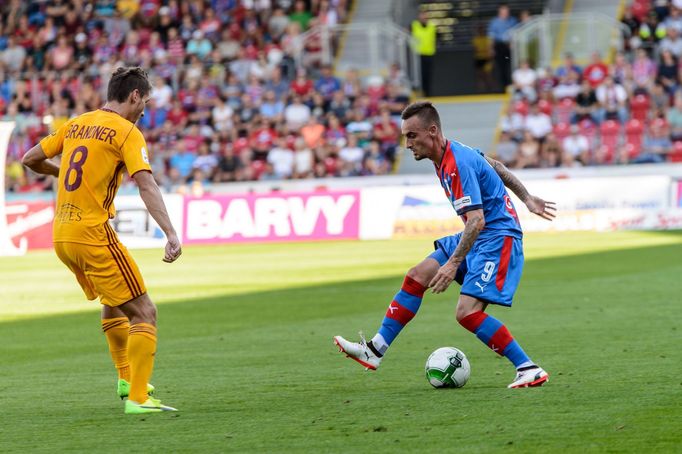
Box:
[411,20,437,57]
[40,109,152,245]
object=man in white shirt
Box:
[562,125,590,165]
[659,26,682,57]
[553,71,581,100]
[338,135,365,175]
[293,137,314,177]
[595,76,628,123]
[524,103,552,141]
[151,76,173,109]
[267,137,295,178]
[512,60,537,102]
[284,96,311,130]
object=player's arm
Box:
[22,143,60,177]
[132,170,182,263]
[429,208,485,294]
[484,155,556,221]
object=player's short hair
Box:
[107,67,152,103]
[401,101,441,130]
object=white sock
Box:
[516,361,535,370]
[370,333,388,356]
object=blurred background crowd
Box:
[3,0,682,195]
[492,0,682,169]
[1,0,409,194]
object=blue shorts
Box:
[429,233,524,307]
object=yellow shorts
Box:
[54,241,147,307]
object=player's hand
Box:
[524,195,556,221]
[163,233,182,263]
[429,262,458,294]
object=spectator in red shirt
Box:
[166,27,185,63]
[167,100,189,128]
[583,51,609,88]
[373,108,400,163]
[200,8,221,42]
[290,68,314,97]
[183,124,204,153]
[249,117,278,160]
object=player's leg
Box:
[334,234,465,370]
[101,305,132,396]
[115,293,175,413]
[85,242,175,411]
[456,236,548,388]
[116,293,157,402]
[333,256,437,370]
[101,304,156,399]
[456,294,533,367]
[369,257,437,355]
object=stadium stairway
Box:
[555,0,625,63]
[333,0,394,75]
[397,96,506,174]
[571,0,622,17]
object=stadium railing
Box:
[295,21,421,87]
[511,12,631,69]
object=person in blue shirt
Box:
[314,64,341,100]
[335,101,555,388]
[488,4,518,90]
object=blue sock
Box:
[459,311,532,368]
[372,275,426,355]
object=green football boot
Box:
[117,378,155,400]
[125,396,177,414]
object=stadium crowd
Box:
[7,1,681,194]
[495,0,682,169]
[1,0,410,194]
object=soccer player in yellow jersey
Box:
[22,67,180,414]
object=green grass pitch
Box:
[1,231,681,452]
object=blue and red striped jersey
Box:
[435,139,522,239]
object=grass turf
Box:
[1,231,681,452]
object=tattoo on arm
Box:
[448,212,484,266]
[486,156,530,202]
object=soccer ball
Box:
[425,347,471,388]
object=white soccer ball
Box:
[425,347,471,388]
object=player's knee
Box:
[141,298,157,325]
[122,294,157,325]
[455,305,475,323]
[406,266,429,287]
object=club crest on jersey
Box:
[503,194,520,223]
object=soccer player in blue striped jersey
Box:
[334,101,556,388]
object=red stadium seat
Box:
[650,117,669,131]
[553,122,571,141]
[538,98,553,116]
[599,120,621,163]
[625,119,644,160]
[630,94,650,122]
[251,160,266,180]
[512,99,529,116]
[554,97,575,124]
[669,141,682,162]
